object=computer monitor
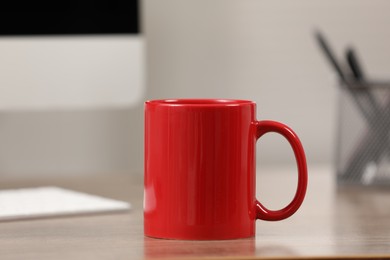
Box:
[0,5,143,110]
[0,6,144,176]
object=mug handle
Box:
[253,120,308,221]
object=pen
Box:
[346,47,365,81]
[315,30,385,182]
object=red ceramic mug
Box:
[144,99,307,240]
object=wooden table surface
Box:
[1,165,390,259]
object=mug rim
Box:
[145,99,255,107]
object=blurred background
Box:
[1,0,390,178]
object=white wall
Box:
[0,108,143,177]
[1,1,390,177]
[144,0,390,167]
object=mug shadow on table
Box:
[143,236,298,258]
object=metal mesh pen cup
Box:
[336,80,390,186]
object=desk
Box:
[1,165,390,259]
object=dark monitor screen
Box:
[0,3,139,35]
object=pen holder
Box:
[336,80,390,186]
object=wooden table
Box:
[1,165,390,259]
